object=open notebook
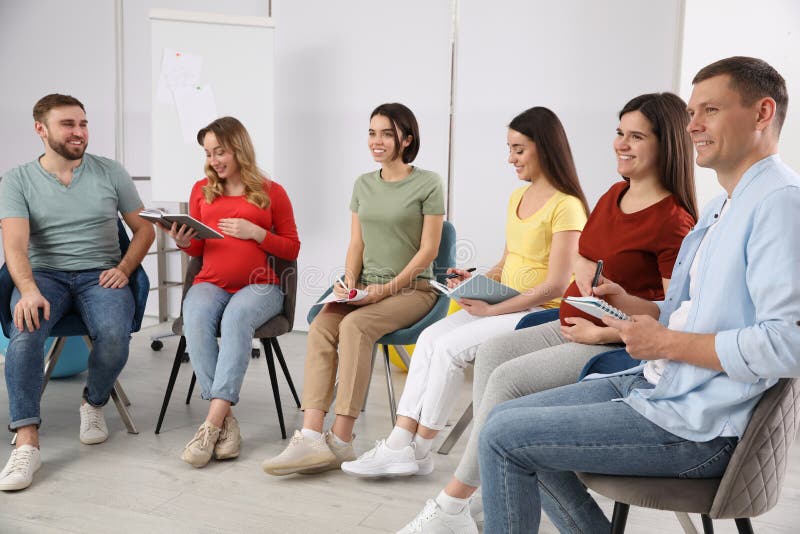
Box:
[139,209,223,239]
[429,275,519,305]
[563,296,630,321]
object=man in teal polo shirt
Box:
[0,94,154,491]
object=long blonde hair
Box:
[196,116,270,208]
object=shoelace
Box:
[188,425,215,449]
[356,439,385,460]
[408,500,439,531]
[81,407,104,433]
[6,449,35,477]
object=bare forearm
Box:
[383,247,437,295]
[608,293,660,318]
[6,248,38,295]
[117,226,155,277]
[662,330,722,371]
[344,244,363,287]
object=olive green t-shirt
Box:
[0,153,143,271]
[349,167,445,285]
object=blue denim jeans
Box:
[5,269,134,431]
[182,282,284,405]
[479,374,738,533]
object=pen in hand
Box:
[445,267,476,279]
[590,260,604,294]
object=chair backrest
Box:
[0,219,149,336]
[180,255,297,331]
[433,221,457,284]
[709,378,800,519]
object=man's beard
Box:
[49,137,87,160]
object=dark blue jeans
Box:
[5,269,134,430]
[479,374,738,533]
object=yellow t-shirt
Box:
[500,186,587,309]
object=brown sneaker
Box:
[261,430,337,476]
[181,422,221,468]
[214,416,241,460]
[300,432,356,474]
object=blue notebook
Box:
[429,275,519,305]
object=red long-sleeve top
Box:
[182,178,300,292]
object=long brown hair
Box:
[509,107,589,216]
[619,93,697,221]
[196,116,270,208]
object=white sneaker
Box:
[397,499,479,534]
[262,430,337,476]
[415,451,435,476]
[341,439,419,478]
[299,432,357,474]
[0,445,42,491]
[79,403,108,445]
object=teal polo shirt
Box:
[0,153,143,271]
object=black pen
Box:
[591,260,604,292]
[445,267,476,279]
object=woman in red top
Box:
[167,116,300,468]
[399,93,697,533]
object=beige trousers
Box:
[302,283,437,418]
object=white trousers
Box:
[395,307,540,430]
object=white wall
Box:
[449,0,682,273]
[273,0,454,326]
[680,0,800,210]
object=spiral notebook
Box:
[563,296,630,321]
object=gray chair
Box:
[154,255,300,438]
[578,378,800,534]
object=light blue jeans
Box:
[5,269,134,431]
[479,373,738,533]
[182,282,284,405]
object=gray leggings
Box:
[453,319,620,486]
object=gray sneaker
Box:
[214,416,241,460]
[79,403,108,445]
[300,432,356,474]
[262,430,337,476]
[181,422,221,468]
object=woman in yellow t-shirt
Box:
[340,107,589,480]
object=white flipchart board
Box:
[150,9,275,202]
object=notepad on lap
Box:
[312,288,369,307]
[139,209,223,239]
[429,275,519,305]
[563,296,630,321]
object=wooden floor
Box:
[0,326,798,533]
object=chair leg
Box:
[42,337,68,397]
[186,373,196,404]
[610,502,629,534]
[155,335,186,434]
[262,339,287,439]
[734,518,754,534]
[115,382,131,407]
[674,512,699,534]
[700,514,714,534]
[270,338,300,408]
[382,345,397,427]
[110,381,138,434]
[437,402,473,455]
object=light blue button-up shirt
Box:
[623,155,800,442]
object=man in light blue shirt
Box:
[0,94,155,492]
[479,57,800,533]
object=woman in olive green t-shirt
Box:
[263,103,445,476]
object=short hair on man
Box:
[33,94,86,124]
[692,56,788,132]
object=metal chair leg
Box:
[437,402,473,455]
[675,512,699,534]
[114,382,131,407]
[610,502,629,534]
[734,518,754,534]
[186,373,196,404]
[262,339,287,439]
[382,345,397,427]
[270,338,300,408]
[701,514,714,534]
[155,335,186,434]
[111,381,138,434]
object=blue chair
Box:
[438,307,560,454]
[0,219,149,436]
[307,221,457,426]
